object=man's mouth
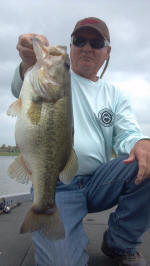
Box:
[80,55,93,62]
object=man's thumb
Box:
[123,151,135,164]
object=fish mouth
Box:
[32,38,66,59]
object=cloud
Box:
[0,88,16,145]
[110,78,150,135]
[0,61,18,90]
[0,114,16,146]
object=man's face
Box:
[70,28,111,81]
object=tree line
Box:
[0,144,20,153]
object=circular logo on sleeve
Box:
[98,108,115,127]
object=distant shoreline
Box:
[0,152,19,156]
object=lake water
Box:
[0,156,31,196]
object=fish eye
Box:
[32,96,43,103]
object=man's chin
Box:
[78,60,94,69]
[80,64,94,72]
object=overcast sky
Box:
[0,0,150,146]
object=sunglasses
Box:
[72,35,109,49]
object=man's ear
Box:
[106,46,111,59]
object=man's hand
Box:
[123,139,150,185]
[16,33,49,79]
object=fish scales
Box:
[31,98,72,210]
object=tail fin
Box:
[20,205,65,240]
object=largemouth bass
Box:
[7,38,78,239]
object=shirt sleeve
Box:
[11,64,23,98]
[112,90,150,155]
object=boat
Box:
[0,193,149,266]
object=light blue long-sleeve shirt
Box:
[11,66,149,175]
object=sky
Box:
[0,0,150,145]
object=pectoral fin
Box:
[7,98,22,117]
[59,149,78,184]
[27,101,42,125]
[8,154,32,184]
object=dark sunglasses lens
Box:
[90,39,105,49]
[72,36,105,49]
[73,36,87,47]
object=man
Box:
[11,17,150,266]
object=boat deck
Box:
[0,201,150,266]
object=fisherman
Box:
[11,17,150,266]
